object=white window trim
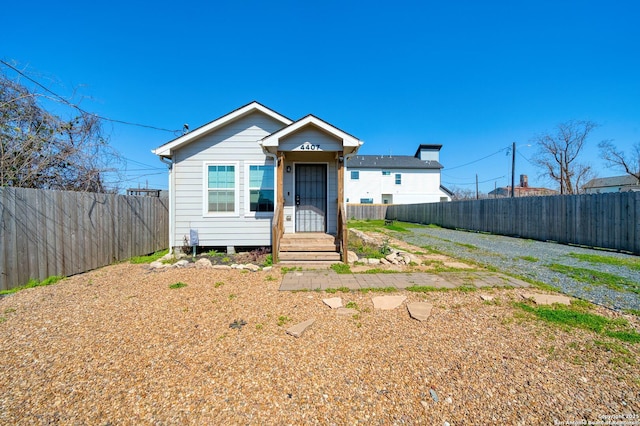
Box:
[244,161,275,218]
[203,161,240,217]
[395,173,402,185]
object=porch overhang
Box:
[259,114,363,154]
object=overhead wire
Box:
[0,59,181,134]
[444,146,510,171]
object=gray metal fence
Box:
[385,192,640,254]
[0,187,169,291]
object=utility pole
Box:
[476,174,479,199]
[511,142,516,198]
[560,153,564,195]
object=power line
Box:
[442,175,505,186]
[1,59,181,134]
[444,146,510,171]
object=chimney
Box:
[520,174,529,188]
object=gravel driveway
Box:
[389,226,640,312]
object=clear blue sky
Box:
[4,0,639,193]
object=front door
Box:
[295,164,327,232]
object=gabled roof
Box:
[152,101,292,158]
[346,155,443,169]
[584,175,640,188]
[260,114,363,154]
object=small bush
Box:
[169,282,187,289]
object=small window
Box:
[382,171,391,176]
[360,198,373,204]
[395,173,402,185]
[249,165,274,212]
[207,165,236,213]
[351,171,359,180]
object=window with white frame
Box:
[206,164,236,213]
[248,164,274,212]
[382,170,391,176]
[395,173,402,184]
[351,170,359,180]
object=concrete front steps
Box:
[278,233,341,263]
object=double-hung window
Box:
[248,164,274,213]
[206,164,237,214]
[395,173,402,185]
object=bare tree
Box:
[0,68,123,192]
[597,140,640,183]
[531,120,597,194]
[449,186,488,200]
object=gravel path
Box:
[1,256,639,424]
[390,226,640,312]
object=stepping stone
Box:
[372,295,407,310]
[407,302,433,321]
[323,297,343,309]
[522,293,571,306]
[336,308,358,316]
[286,319,315,338]
[479,294,494,301]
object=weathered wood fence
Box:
[347,204,389,220]
[0,187,169,291]
[385,192,640,254]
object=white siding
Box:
[345,168,447,204]
[172,112,285,247]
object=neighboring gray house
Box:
[345,144,452,204]
[153,102,363,262]
[583,175,640,194]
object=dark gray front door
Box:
[295,164,327,232]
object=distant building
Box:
[126,188,163,197]
[583,175,640,194]
[488,175,558,197]
[345,144,452,204]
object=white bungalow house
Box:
[152,101,363,262]
[345,144,452,204]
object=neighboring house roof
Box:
[346,155,443,169]
[152,101,292,158]
[260,114,363,154]
[440,185,454,197]
[488,186,558,196]
[584,175,640,189]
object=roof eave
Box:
[153,101,292,156]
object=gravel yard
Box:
[1,238,639,424]
[391,226,640,312]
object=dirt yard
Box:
[1,255,639,424]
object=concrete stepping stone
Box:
[522,293,571,306]
[407,302,433,321]
[336,307,358,316]
[479,294,494,301]
[286,319,315,338]
[372,295,407,310]
[323,297,343,309]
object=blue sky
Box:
[4,0,639,193]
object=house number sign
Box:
[296,142,321,151]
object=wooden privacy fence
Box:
[347,204,389,220]
[385,192,640,255]
[0,187,169,291]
